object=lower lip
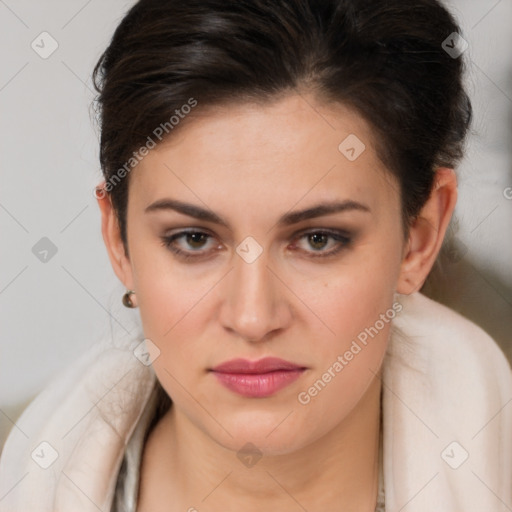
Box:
[211,369,305,398]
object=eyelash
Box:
[159,229,352,261]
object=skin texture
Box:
[97,93,457,511]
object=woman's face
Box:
[119,93,406,455]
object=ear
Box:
[396,168,458,294]
[95,181,135,291]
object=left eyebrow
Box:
[144,198,371,229]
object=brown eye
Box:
[160,230,219,260]
[292,230,352,258]
[184,232,209,249]
[308,233,330,250]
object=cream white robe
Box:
[0,291,511,511]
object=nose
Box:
[218,247,291,343]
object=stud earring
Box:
[122,290,137,308]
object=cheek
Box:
[293,284,396,443]
[296,281,394,403]
[129,233,209,336]
[128,247,210,385]
[290,239,401,404]
[135,273,212,416]
[293,239,401,350]
[134,273,208,359]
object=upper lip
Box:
[211,357,306,374]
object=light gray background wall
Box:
[1,0,511,443]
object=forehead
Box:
[129,93,399,216]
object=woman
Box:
[1,0,511,510]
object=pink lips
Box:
[210,357,306,398]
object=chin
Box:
[208,413,314,458]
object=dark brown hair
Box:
[92,0,472,256]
